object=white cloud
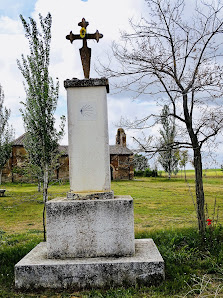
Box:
[0,0,222,169]
[0,16,22,34]
[107,96,159,147]
[0,0,146,140]
[0,13,29,117]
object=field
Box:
[0,170,223,297]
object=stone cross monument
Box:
[66,18,103,79]
[64,18,112,197]
[14,18,164,290]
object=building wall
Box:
[2,143,133,182]
[56,156,69,180]
[2,146,70,183]
[110,154,134,180]
[2,157,12,183]
[2,146,28,183]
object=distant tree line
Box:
[133,153,158,177]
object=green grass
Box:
[1,227,222,297]
[162,168,223,179]
[0,182,70,234]
[112,175,223,232]
[0,170,223,297]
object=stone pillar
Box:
[64,78,111,193]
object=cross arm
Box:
[87,30,103,43]
[66,30,103,44]
[66,31,81,43]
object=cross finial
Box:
[78,18,89,29]
[66,18,103,79]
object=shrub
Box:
[144,168,158,177]
[134,168,159,177]
[134,170,144,177]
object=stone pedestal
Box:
[14,78,165,290]
[15,239,164,290]
[46,196,135,259]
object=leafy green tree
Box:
[0,84,14,185]
[12,154,43,189]
[178,150,189,180]
[158,105,178,179]
[12,151,61,191]
[133,153,148,171]
[17,13,65,240]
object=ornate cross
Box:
[66,18,103,79]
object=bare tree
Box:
[100,0,223,235]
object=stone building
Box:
[2,128,133,182]
[110,128,134,180]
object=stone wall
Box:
[2,157,12,183]
[1,146,69,183]
[110,154,134,180]
[2,128,134,183]
[56,155,69,180]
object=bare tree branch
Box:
[98,0,223,235]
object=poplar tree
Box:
[158,105,178,179]
[17,13,65,240]
[0,84,14,184]
[178,150,189,181]
[133,153,148,171]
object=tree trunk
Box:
[193,147,206,234]
[184,166,187,181]
[43,164,49,242]
[183,94,206,235]
[168,161,171,179]
[38,180,41,192]
[0,169,2,185]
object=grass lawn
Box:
[0,169,223,297]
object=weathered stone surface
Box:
[67,190,114,200]
[46,196,135,258]
[15,239,165,290]
[66,82,111,192]
[64,77,109,93]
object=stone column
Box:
[64,78,111,194]
[44,77,135,259]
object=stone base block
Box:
[67,190,114,200]
[46,196,135,258]
[15,239,165,290]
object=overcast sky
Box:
[0,0,222,169]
